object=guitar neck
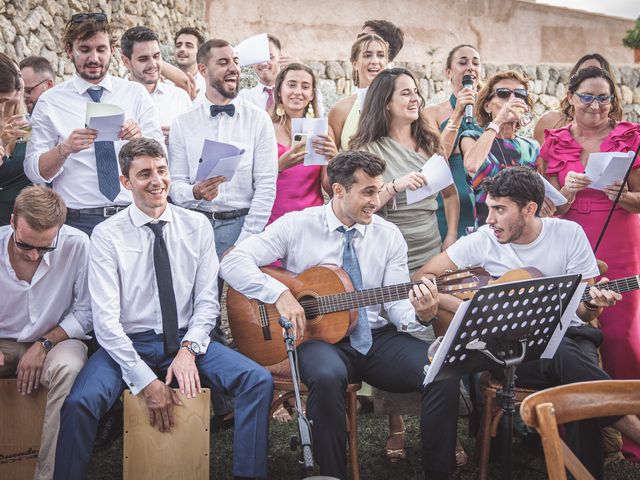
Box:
[582,275,640,303]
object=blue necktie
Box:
[337,226,372,355]
[87,87,120,201]
[210,104,235,117]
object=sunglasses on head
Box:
[70,12,108,23]
[13,228,60,254]
[574,92,612,105]
[488,88,528,101]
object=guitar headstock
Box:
[435,266,491,296]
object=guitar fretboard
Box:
[582,275,640,302]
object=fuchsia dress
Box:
[541,122,640,458]
[267,143,324,225]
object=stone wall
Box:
[0,0,208,80]
[300,60,640,124]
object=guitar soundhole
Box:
[299,295,321,323]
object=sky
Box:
[537,0,640,20]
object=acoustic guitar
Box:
[226,264,492,366]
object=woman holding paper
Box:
[0,53,31,225]
[267,63,335,226]
[540,66,640,425]
[459,70,539,225]
[328,33,388,150]
[425,44,483,239]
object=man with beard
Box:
[173,27,206,101]
[169,38,277,258]
[120,26,192,144]
[414,166,640,480]
[19,56,55,115]
[24,12,164,236]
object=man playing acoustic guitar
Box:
[414,166,640,480]
[221,150,461,480]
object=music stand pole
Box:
[280,318,315,475]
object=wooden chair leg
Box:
[347,389,360,480]
[477,393,496,480]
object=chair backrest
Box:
[519,380,640,480]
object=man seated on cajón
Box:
[414,166,640,480]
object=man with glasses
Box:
[0,185,92,480]
[25,12,164,236]
[19,56,55,114]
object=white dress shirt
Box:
[238,81,326,117]
[25,75,164,209]
[150,81,193,128]
[0,225,92,342]
[220,202,419,331]
[89,203,219,394]
[168,96,277,244]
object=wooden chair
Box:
[0,379,47,480]
[123,388,211,480]
[474,371,537,480]
[269,361,361,480]
[520,380,640,480]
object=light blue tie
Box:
[337,226,373,355]
[87,87,120,201]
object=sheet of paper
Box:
[541,282,586,359]
[195,139,245,182]
[406,154,454,205]
[235,33,270,67]
[423,300,470,386]
[291,118,329,166]
[86,102,125,141]
[537,172,567,206]
[584,151,635,191]
[356,87,369,112]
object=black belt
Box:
[68,206,129,218]
[195,208,250,220]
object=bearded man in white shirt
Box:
[221,150,460,480]
[173,27,207,101]
[0,185,92,480]
[25,12,164,236]
[120,26,192,145]
[54,138,273,480]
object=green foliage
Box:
[622,16,640,49]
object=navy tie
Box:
[146,221,180,356]
[210,104,235,117]
[87,87,120,201]
[337,226,372,355]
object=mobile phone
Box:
[292,133,309,148]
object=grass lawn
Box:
[88,408,640,479]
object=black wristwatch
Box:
[182,342,202,357]
[38,337,53,352]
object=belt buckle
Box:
[103,206,118,217]
[577,198,591,214]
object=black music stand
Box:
[423,273,585,480]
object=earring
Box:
[305,104,315,118]
[275,104,285,117]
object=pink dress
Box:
[267,143,324,226]
[541,122,640,458]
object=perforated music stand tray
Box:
[423,273,585,386]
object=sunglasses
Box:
[24,79,49,96]
[488,88,528,101]
[70,13,108,23]
[13,228,60,254]
[574,92,612,105]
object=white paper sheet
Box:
[291,118,329,166]
[356,87,369,113]
[195,139,245,182]
[235,33,270,67]
[86,102,125,141]
[537,172,567,206]
[584,151,635,191]
[405,154,454,205]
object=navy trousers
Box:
[53,330,273,479]
[298,325,460,479]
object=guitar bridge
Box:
[258,304,272,341]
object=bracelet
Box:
[583,300,600,311]
[56,143,70,159]
[392,178,399,194]
[485,122,500,134]
[445,121,459,132]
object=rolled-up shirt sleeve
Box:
[168,118,201,208]
[381,229,418,330]
[236,112,277,244]
[59,234,93,339]
[89,229,156,395]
